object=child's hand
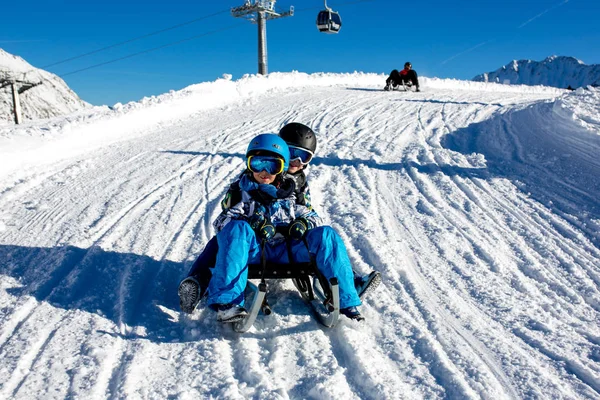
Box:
[248,205,267,229]
[288,218,309,240]
[257,222,275,240]
[248,207,274,240]
[248,211,266,231]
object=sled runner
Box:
[384,81,417,92]
[232,240,340,333]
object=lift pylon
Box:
[231,1,294,75]
[0,70,42,124]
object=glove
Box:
[257,222,275,241]
[288,217,310,240]
[248,207,275,241]
[248,210,266,231]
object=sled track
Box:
[320,154,519,399]
[2,85,599,398]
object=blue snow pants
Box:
[206,219,361,309]
[186,236,218,292]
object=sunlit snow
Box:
[1,72,599,399]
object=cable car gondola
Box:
[316,1,342,34]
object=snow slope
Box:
[473,55,600,89]
[1,72,599,399]
[0,48,89,124]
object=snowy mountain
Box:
[0,48,89,124]
[473,55,600,89]
[1,73,600,399]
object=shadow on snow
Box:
[0,244,323,344]
[162,150,489,179]
[345,87,504,107]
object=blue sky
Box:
[1,0,598,106]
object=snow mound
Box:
[553,87,600,135]
[444,86,600,238]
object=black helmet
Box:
[278,122,317,153]
[404,61,412,68]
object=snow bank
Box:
[424,76,564,95]
[0,71,566,179]
[552,87,600,135]
[444,83,600,240]
[0,71,565,137]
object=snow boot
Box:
[216,304,248,323]
[340,306,365,321]
[384,83,391,91]
[355,271,382,300]
[178,276,202,314]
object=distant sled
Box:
[384,81,419,92]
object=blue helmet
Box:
[246,133,290,172]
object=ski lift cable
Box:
[46,1,373,74]
[28,0,375,80]
[293,0,374,13]
[42,9,231,69]
[59,22,246,78]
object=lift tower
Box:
[0,71,42,124]
[231,1,294,75]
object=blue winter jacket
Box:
[213,172,322,244]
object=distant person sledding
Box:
[384,62,421,92]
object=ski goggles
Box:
[289,146,314,165]
[247,155,285,175]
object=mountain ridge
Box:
[473,55,600,89]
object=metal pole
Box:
[11,83,22,125]
[232,1,292,75]
[257,11,267,75]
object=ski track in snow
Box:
[1,78,600,399]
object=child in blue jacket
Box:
[179,124,381,320]
[200,133,362,323]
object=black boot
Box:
[178,277,201,314]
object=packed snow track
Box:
[1,73,599,399]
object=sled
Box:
[232,241,340,333]
[385,81,416,92]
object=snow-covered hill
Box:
[1,73,599,399]
[473,55,600,89]
[0,48,89,124]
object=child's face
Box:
[253,170,277,184]
[287,160,305,174]
[287,145,313,174]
